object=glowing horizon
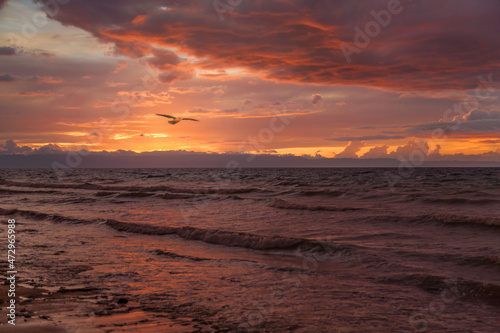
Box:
[1,0,499,162]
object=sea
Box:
[0,168,499,332]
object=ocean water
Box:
[0,168,499,332]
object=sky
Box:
[0,0,499,163]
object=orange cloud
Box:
[132,14,148,25]
[40,1,500,90]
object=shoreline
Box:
[0,283,202,332]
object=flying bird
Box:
[155,114,199,125]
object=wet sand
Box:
[0,283,203,332]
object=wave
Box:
[380,274,500,307]
[108,200,128,204]
[457,255,500,268]
[215,188,262,194]
[392,249,500,270]
[454,189,493,196]
[55,197,97,204]
[104,219,351,254]
[374,213,500,230]
[421,197,500,205]
[297,189,344,197]
[265,265,313,275]
[268,198,362,212]
[0,180,264,196]
[116,192,155,198]
[0,187,60,195]
[435,253,500,269]
[104,219,176,235]
[95,191,118,197]
[159,192,197,200]
[93,191,196,200]
[335,232,424,241]
[275,180,308,186]
[0,208,97,224]
[152,249,209,261]
[360,192,402,200]
[153,249,316,277]
[416,214,500,229]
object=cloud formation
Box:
[187,107,239,116]
[0,73,16,82]
[0,46,16,55]
[361,145,389,159]
[2,140,499,168]
[311,94,322,106]
[0,140,66,155]
[158,68,195,84]
[0,140,33,155]
[334,141,365,158]
[1,1,499,163]
[405,110,500,135]
[33,0,500,90]
[327,135,406,141]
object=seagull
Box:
[155,114,199,125]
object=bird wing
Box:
[156,114,176,119]
[181,118,200,122]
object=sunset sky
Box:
[0,0,499,161]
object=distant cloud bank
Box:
[1,140,499,168]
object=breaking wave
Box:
[152,249,210,262]
[0,208,98,224]
[0,179,264,196]
[0,207,349,254]
[104,219,352,254]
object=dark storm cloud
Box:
[146,48,183,71]
[0,46,16,55]
[365,110,500,139]
[33,0,500,90]
[0,73,16,82]
[403,110,500,135]
[0,140,32,155]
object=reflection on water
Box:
[1,168,499,331]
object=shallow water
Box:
[1,168,499,332]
